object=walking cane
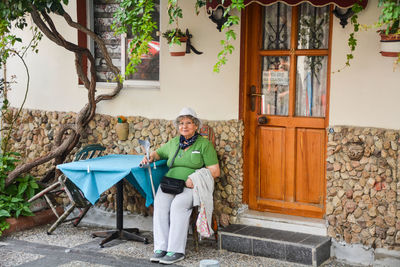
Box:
[139,139,156,198]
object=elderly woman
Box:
[141,107,220,265]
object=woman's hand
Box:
[207,164,220,179]
[185,178,194,188]
[140,151,160,165]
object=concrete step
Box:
[239,210,327,236]
[218,224,331,266]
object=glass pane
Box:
[297,3,330,49]
[126,0,160,81]
[261,56,290,116]
[263,3,292,50]
[295,56,327,117]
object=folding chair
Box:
[29,144,106,234]
[190,126,219,251]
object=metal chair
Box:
[190,126,219,251]
[28,144,106,234]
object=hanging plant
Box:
[337,0,400,72]
[212,0,245,73]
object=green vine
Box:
[337,0,400,72]
[214,0,244,73]
[112,0,158,79]
[0,3,43,236]
[334,3,364,73]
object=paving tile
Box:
[253,239,285,260]
[286,244,313,265]
[300,235,331,246]
[236,225,282,239]
[219,224,247,234]
[316,239,331,266]
[220,234,252,255]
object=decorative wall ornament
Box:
[347,143,364,160]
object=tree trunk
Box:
[6,7,123,186]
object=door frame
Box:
[239,3,333,217]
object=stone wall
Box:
[326,126,400,250]
[8,108,244,225]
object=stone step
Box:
[218,224,331,266]
[239,210,327,236]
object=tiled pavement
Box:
[0,223,362,267]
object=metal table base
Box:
[91,179,149,247]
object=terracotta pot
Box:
[380,33,400,57]
[116,122,129,141]
[168,37,188,56]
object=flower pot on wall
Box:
[116,122,129,141]
[168,37,188,56]
[380,33,400,57]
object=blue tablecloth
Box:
[57,154,168,207]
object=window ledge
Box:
[79,81,160,90]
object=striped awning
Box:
[206,0,368,11]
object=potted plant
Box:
[116,115,129,141]
[343,0,400,70]
[377,0,400,58]
[162,28,188,56]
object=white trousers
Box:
[153,186,193,254]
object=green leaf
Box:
[17,182,28,196]
[0,210,11,217]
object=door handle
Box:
[248,85,263,112]
[258,116,268,124]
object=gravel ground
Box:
[0,223,362,267]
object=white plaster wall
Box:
[7,2,86,113]
[7,0,240,121]
[330,4,400,129]
[8,2,400,128]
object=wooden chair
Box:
[28,144,106,234]
[190,126,219,251]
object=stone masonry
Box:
[8,108,244,226]
[9,109,400,251]
[326,126,400,250]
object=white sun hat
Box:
[175,107,202,128]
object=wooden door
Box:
[241,3,332,218]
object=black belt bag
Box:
[160,144,185,194]
[160,176,185,194]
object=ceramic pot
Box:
[380,33,400,57]
[168,37,188,56]
[116,122,129,141]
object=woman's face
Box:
[178,117,198,139]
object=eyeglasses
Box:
[179,121,194,127]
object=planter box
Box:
[168,37,188,56]
[2,207,63,236]
[380,33,400,57]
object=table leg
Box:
[92,179,148,247]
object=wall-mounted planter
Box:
[168,37,188,56]
[380,33,400,57]
[116,122,129,141]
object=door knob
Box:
[258,116,268,124]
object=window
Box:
[92,0,160,87]
[260,2,330,117]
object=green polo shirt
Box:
[156,135,218,181]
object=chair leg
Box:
[44,194,61,219]
[212,214,218,242]
[72,205,91,227]
[47,204,76,234]
[28,181,61,203]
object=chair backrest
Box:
[74,144,106,161]
[65,144,106,207]
[198,125,215,147]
